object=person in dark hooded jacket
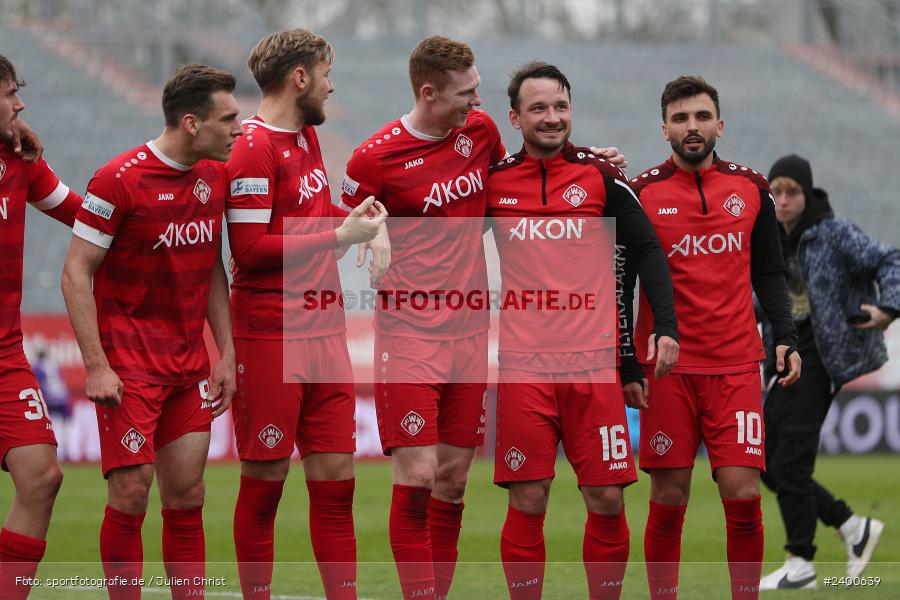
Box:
[759,154,899,591]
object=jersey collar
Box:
[146,140,191,171]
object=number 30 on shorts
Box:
[598,425,628,461]
[20,388,50,421]
[735,410,762,445]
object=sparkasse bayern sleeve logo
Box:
[230,178,269,196]
[193,178,212,204]
[82,194,115,220]
[342,174,360,197]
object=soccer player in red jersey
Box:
[487,61,678,600]
[0,54,83,600]
[341,37,626,600]
[225,29,386,600]
[624,76,801,600]
[61,64,240,600]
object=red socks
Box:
[584,511,630,600]
[234,476,285,599]
[723,497,763,600]
[162,507,205,599]
[390,484,435,600]
[428,497,463,600]
[100,505,145,600]
[500,505,545,600]
[644,501,686,599]
[307,479,357,599]
[0,528,46,600]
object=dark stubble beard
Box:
[296,93,326,127]
[671,134,716,165]
[526,127,571,155]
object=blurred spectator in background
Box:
[759,154,899,591]
[31,346,71,462]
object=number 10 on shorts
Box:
[735,410,762,445]
[598,425,628,461]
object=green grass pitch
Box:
[2,455,897,598]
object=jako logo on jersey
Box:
[342,174,360,197]
[193,179,211,204]
[230,178,269,197]
[658,207,678,215]
[400,411,425,436]
[404,158,424,170]
[723,193,746,217]
[562,183,588,207]
[508,217,584,241]
[667,232,743,257]
[153,218,216,250]
[259,424,284,449]
[82,194,115,220]
[0,197,8,220]
[498,197,518,205]
[298,168,328,204]
[297,132,309,153]
[504,447,526,471]
[650,431,673,456]
[121,428,146,454]
[422,169,484,213]
[454,134,473,157]
[157,193,174,201]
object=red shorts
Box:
[638,371,765,474]
[374,332,487,453]
[97,377,212,477]
[494,368,637,487]
[0,352,57,469]
[232,336,356,461]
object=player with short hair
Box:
[0,53,83,599]
[61,63,239,600]
[487,61,678,600]
[625,75,801,600]
[341,36,626,600]
[226,28,386,600]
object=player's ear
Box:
[509,109,521,130]
[716,118,724,138]
[661,122,669,141]
[419,83,435,103]
[183,113,200,136]
[292,66,309,91]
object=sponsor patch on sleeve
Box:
[342,174,360,197]
[82,194,115,220]
[229,178,270,196]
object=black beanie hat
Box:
[768,154,814,203]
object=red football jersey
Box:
[74,141,226,384]
[0,142,78,358]
[341,110,505,338]
[488,144,654,372]
[225,118,345,339]
[630,156,771,373]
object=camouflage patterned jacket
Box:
[763,216,900,387]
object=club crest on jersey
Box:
[193,178,211,205]
[258,424,284,449]
[400,411,425,436]
[504,447,526,471]
[297,132,309,153]
[121,428,146,454]
[723,193,745,218]
[650,431,673,456]
[454,134,473,158]
[562,184,588,207]
[0,158,6,183]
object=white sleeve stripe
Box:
[32,182,70,211]
[73,220,113,249]
[613,178,641,207]
[225,208,272,224]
